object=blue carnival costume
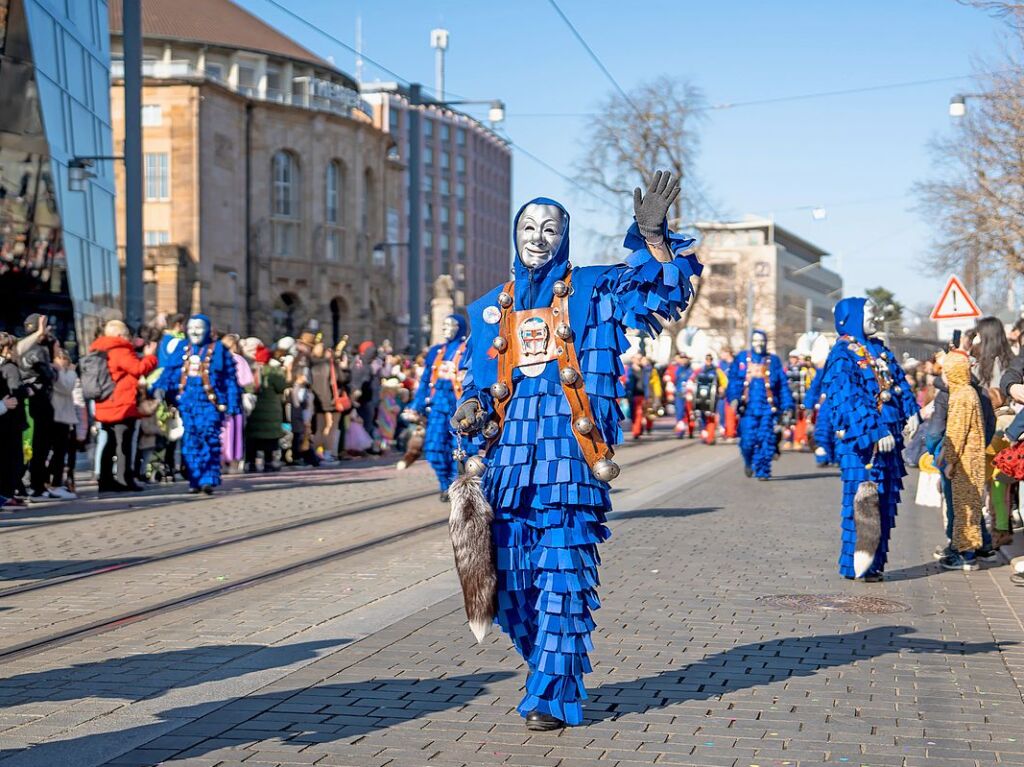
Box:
[819,298,919,578]
[726,332,793,479]
[410,314,468,493]
[458,198,700,726]
[804,366,836,466]
[153,314,240,490]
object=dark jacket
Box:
[19,339,55,398]
[88,336,158,423]
[926,375,996,450]
[1001,351,1024,398]
[309,356,337,413]
[246,363,286,440]
[0,358,26,430]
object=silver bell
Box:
[879,390,893,403]
[482,420,500,439]
[574,416,594,435]
[560,367,580,385]
[464,455,487,478]
[894,385,902,394]
[555,323,572,340]
[552,280,569,297]
[492,336,508,353]
[593,458,620,482]
[497,292,513,308]
[490,382,509,400]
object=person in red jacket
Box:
[90,320,157,492]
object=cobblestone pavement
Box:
[4,441,1024,766]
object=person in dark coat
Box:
[0,332,27,504]
[244,345,286,472]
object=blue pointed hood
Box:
[188,313,213,345]
[511,197,571,310]
[834,297,868,344]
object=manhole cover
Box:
[758,594,909,614]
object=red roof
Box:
[108,0,337,73]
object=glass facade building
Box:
[0,0,119,353]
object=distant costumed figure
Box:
[804,363,836,466]
[404,314,468,499]
[449,171,701,731]
[818,298,920,580]
[153,315,241,494]
[726,330,793,479]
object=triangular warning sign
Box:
[930,275,981,321]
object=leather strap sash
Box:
[485,273,613,471]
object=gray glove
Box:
[450,399,485,435]
[633,170,681,242]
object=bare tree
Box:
[913,61,1024,301]
[958,0,1024,28]
[575,76,710,229]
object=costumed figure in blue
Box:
[405,314,468,500]
[449,171,701,731]
[804,364,836,466]
[818,298,920,581]
[153,314,241,495]
[726,330,793,479]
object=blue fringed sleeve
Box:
[595,222,702,336]
[411,344,442,414]
[725,354,744,403]
[773,356,795,411]
[455,334,494,420]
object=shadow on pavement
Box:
[767,471,841,481]
[0,639,347,709]
[1,628,1008,764]
[608,506,720,521]
[586,625,1009,721]
[0,558,149,583]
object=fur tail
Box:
[448,473,497,642]
[853,480,881,578]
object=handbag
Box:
[330,361,352,413]
[915,470,943,508]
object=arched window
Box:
[326,161,341,225]
[271,151,300,257]
[361,168,373,234]
[325,161,343,261]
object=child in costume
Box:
[726,330,793,479]
[819,297,920,580]
[404,314,468,499]
[153,314,241,494]
[451,171,701,730]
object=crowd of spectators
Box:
[0,312,425,506]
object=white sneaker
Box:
[48,487,77,500]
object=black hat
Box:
[23,313,42,333]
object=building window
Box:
[423,175,433,193]
[424,230,433,249]
[144,230,169,246]
[361,169,374,233]
[424,202,434,221]
[456,154,466,174]
[440,178,450,196]
[440,233,449,252]
[205,62,224,81]
[144,153,169,200]
[456,209,465,228]
[456,182,465,200]
[141,104,162,126]
[457,236,466,256]
[325,230,340,261]
[440,206,449,225]
[265,68,282,100]
[389,108,399,133]
[424,147,433,167]
[456,127,466,146]
[326,161,341,225]
[271,151,299,257]
[440,151,450,170]
[440,124,450,141]
[423,118,433,138]
[236,62,257,95]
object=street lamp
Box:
[949,92,991,118]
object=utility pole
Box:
[122,0,143,330]
[407,83,423,351]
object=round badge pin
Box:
[483,306,502,325]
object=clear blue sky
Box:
[238,0,1010,316]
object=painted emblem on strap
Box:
[515,309,557,377]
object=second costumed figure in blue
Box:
[726,330,794,480]
[405,314,468,501]
[153,314,241,495]
[448,171,701,731]
[818,298,919,581]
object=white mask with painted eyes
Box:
[186,318,208,346]
[516,203,565,269]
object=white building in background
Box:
[689,217,842,353]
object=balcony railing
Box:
[111,60,373,119]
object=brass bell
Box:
[465,455,487,478]
[482,420,500,439]
[217,404,227,413]
[575,417,594,435]
[207,393,217,403]
[552,280,569,297]
[555,323,572,340]
[894,385,903,394]
[497,292,513,308]
[880,390,893,403]
[593,458,620,482]
[492,336,508,352]
[560,367,580,385]
[490,382,509,400]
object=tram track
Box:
[0,435,695,663]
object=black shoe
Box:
[440,491,450,502]
[125,483,145,492]
[744,465,753,478]
[188,487,201,494]
[861,572,884,582]
[975,547,1000,563]
[525,711,565,731]
[757,476,769,481]
[201,485,214,495]
[263,464,280,473]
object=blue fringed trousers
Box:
[423,386,458,491]
[739,411,776,478]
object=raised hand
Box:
[633,170,681,242]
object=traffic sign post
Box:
[930,275,981,342]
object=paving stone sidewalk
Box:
[9,446,1024,766]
